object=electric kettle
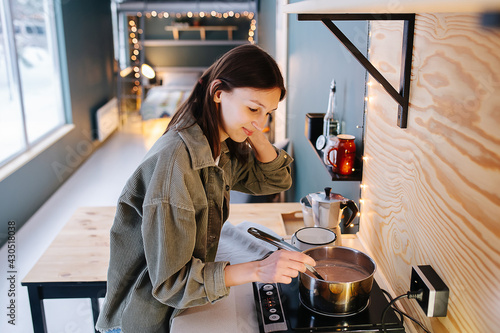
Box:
[308,187,359,246]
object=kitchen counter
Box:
[22,203,388,333]
[171,202,369,333]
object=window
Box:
[0,0,66,167]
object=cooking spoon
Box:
[247,227,325,280]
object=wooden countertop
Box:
[22,203,305,284]
[20,203,379,333]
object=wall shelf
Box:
[299,13,415,128]
[283,0,500,14]
[287,0,500,128]
[308,139,363,181]
[165,25,238,40]
[143,40,248,47]
[305,113,362,182]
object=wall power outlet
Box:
[410,265,449,317]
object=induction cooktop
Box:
[253,277,405,332]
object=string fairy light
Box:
[125,11,257,99]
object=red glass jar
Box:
[327,134,356,175]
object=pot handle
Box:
[247,227,301,252]
[340,200,359,228]
[247,227,325,280]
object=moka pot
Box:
[309,187,359,246]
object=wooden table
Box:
[21,203,304,333]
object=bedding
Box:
[140,71,201,120]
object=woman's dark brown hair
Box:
[166,44,286,161]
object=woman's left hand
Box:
[247,121,277,163]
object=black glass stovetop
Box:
[254,277,405,332]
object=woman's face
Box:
[214,86,281,143]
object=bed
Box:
[140,69,203,120]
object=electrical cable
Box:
[381,289,429,332]
[381,289,432,333]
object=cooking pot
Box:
[299,246,376,316]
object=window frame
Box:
[0,0,68,169]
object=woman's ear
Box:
[213,90,222,103]
[209,79,222,97]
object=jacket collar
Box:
[177,118,229,170]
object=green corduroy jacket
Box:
[96,118,292,332]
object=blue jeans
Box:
[105,329,121,333]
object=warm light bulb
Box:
[141,64,156,79]
[211,11,216,17]
[151,11,157,17]
[235,13,240,18]
[120,67,133,77]
[187,12,193,18]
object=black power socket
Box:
[410,265,449,317]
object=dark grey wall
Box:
[286,14,368,232]
[0,0,115,246]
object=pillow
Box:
[161,71,201,88]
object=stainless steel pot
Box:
[299,246,376,316]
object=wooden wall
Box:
[359,13,500,332]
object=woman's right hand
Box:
[224,250,316,287]
[255,250,316,284]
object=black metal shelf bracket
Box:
[298,14,416,128]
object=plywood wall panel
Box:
[358,14,500,333]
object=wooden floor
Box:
[0,118,169,333]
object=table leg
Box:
[26,285,47,333]
[91,297,100,333]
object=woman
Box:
[96,44,315,333]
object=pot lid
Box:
[309,187,346,203]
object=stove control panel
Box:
[254,282,288,333]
